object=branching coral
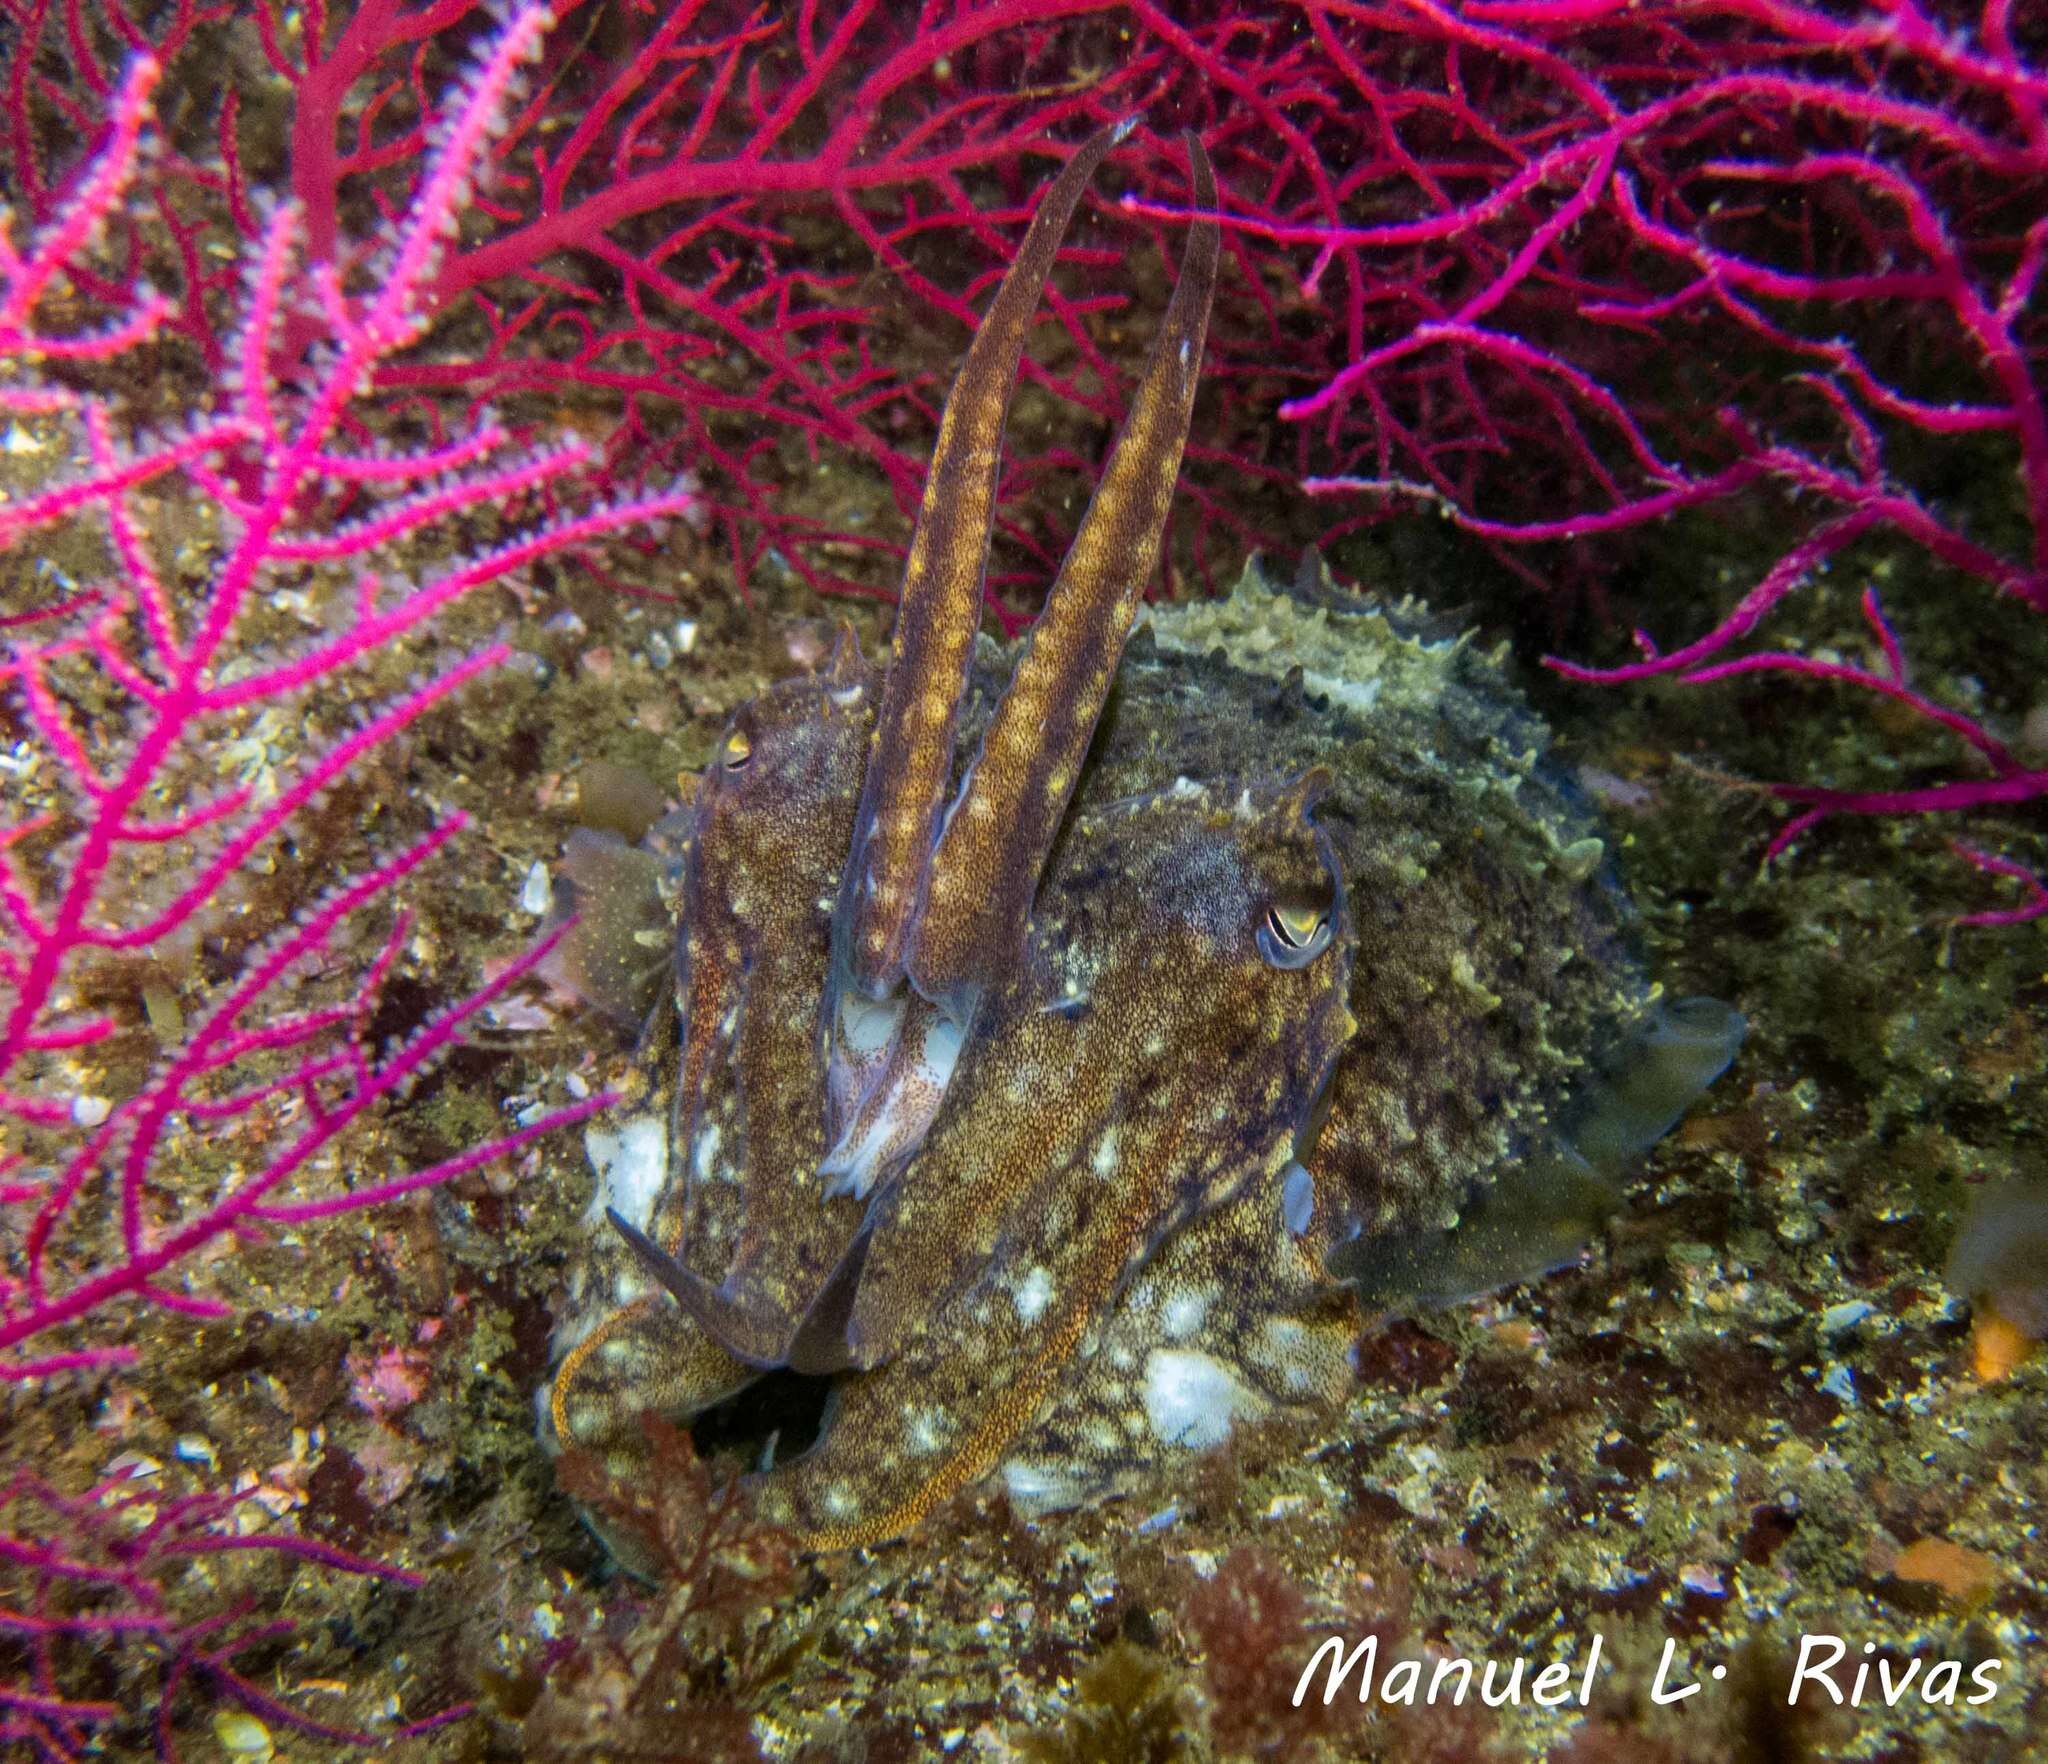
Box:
[0,1467,443,1760]
[7,1,2041,913]
[1,5,689,1750]
[0,0,692,1378]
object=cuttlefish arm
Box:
[907,137,1220,1024]
[819,133,1221,1205]
[846,772,1345,1371]
[645,638,881,1367]
[837,121,1130,1004]
[816,123,1134,1203]
[758,780,1355,1550]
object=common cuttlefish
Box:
[541,126,1744,1555]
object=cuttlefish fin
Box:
[1326,996,1747,1307]
[907,135,1220,1024]
[837,122,1132,1004]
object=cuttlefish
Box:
[542,125,1743,1555]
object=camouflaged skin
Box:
[543,127,1662,1554]
[546,559,1655,1551]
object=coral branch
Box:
[1,7,685,1752]
[0,1470,415,1762]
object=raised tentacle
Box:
[837,121,1130,1003]
[907,136,1221,1024]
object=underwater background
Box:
[2,2,2045,1759]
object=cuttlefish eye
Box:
[1257,895,1335,970]
[721,729,753,770]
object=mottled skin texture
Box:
[662,639,878,1368]
[772,774,1354,1544]
[548,651,880,1440]
[545,133,1653,1554]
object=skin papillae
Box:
[545,126,1720,1554]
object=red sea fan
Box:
[1257,0,2048,922]
[6,0,1350,616]
[10,0,2034,921]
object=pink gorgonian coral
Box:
[1258,0,2048,922]
[1,6,691,1751]
[0,1465,460,1760]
